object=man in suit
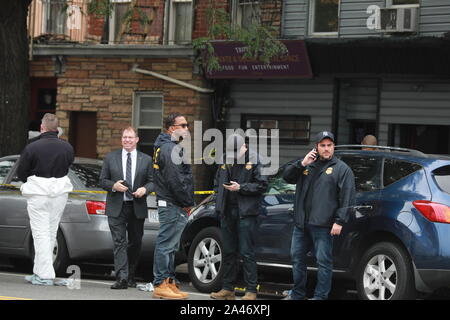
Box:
[100,127,154,289]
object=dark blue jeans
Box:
[221,208,258,293]
[153,204,187,286]
[290,224,333,300]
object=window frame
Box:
[132,92,164,155]
[241,114,311,145]
[233,0,261,28]
[108,0,132,44]
[42,0,68,35]
[386,0,420,8]
[308,0,341,37]
[167,0,194,45]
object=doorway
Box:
[70,112,97,158]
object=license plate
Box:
[148,208,159,223]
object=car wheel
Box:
[357,242,417,300]
[30,229,71,276]
[187,226,223,293]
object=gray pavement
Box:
[0,270,212,300]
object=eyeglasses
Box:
[173,123,189,128]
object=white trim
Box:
[168,0,193,45]
[308,0,340,37]
[386,0,420,8]
[132,92,164,130]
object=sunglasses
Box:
[173,123,189,128]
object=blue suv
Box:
[180,146,450,300]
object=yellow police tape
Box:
[0,184,214,195]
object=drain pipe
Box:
[131,64,214,94]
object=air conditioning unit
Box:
[378,7,418,33]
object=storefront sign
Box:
[205,40,313,79]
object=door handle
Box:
[354,205,373,210]
[288,207,294,215]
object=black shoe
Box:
[111,279,128,289]
[128,279,137,288]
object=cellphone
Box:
[121,181,134,198]
[223,182,232,186]
[312,148,317,161]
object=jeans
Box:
[290,224,333,300]
[221,208,258,293]
[153,204,188,286]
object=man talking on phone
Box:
[283,131,355,300]
[210,134,268,300]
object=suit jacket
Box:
[100,149,154,219]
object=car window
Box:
[340,155,382,192]
[267,167,296,195]
[383,159,422,187]
[0,160,15,184]
[70,163,103,190]
[432,165,450,195]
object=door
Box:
[0,158,30,250]
[334,153,382,269]
[70,112,97,158]
[255,169,296,264]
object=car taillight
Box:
[413,200,450,224]
[86,201,106,215]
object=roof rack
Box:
[335,145,426,157]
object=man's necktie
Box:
[126,152,133,200]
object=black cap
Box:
[315,131,335,144]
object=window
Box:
[133,93,163,156]
[242,114,311,145]
[387,0,419,6]
[0,160,15,184]
[383,159,422,187]
[432,166,450,195]
[267,166,296,195]
[339,155,382,192]
[43,0,67,34]
[168,0,193,44]
[69,163,103,190]
[109,0,131,44]
[233,0,261,29]
[309,0,340,35]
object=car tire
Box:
[187,226,224,293]
[357,242,417,300]
[29,229,71,276]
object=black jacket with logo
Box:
[153,133,195,208]
[214,151,268,218]
[283,155,355,229]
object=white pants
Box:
[21,176,73,280]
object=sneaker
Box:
[241,292,257,300]
[210,289,236,300]
[152,279,185,300]
[25,274,54,286]
[167,278,189,299]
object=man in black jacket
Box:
[152,113,194,299]
[283,131,355,300]
[17,113,74,286]
[210,134,268,301]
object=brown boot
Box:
[167,278,189,299]
[210,289,235,300]
[152,279,185,300]
[241,292,257,300]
